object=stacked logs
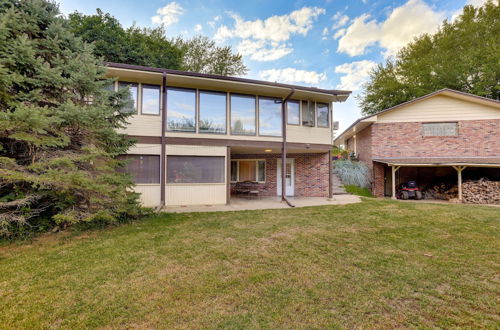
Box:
[462,179,500,205]
[423,183,458,200]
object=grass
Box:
[0,199,499,328]
[344,184,373,197]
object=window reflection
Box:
[287,100,300,125]
[118,81,138,113]
[317,103,329,127]
[302,100,315,126]
[231,94,256,135]
[199,91,226,134]
[142,84,160,115]
[259,97,282,136]
[167,88,196,132]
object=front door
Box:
[277,158,295,196]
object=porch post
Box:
[160,72,167,208]
[391,165,400,199]
[453,166,466,202]
[281,101,287,201]
[226,146,231,205]
[328,149,333,199]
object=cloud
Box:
[194,24,202,33]
[321,27,329,40]
[332,12,349,29]
[333,28,346,40]
[208,15,221,28]
[337,0,444,57]
[151,2,184,27]
[237,40,293,62]
[334,60,377,91]
[259,68,327,85]
[214,7,325,61]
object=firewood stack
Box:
[462,179,500,205]
[423,183,458,200]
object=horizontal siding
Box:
[117,114,162,136]
[128,144,161,155]
[166,144,227,156]
[166,184,227,205]
[378,95,500,122]
[133,185,161,207]
[287,125,332,144]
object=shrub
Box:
[333,160,371,189]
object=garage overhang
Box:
[373,157,500,168]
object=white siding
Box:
[166,184,226,205]
[378,95,500,123]
[128,143,161,155]
[287,126,332,144]
[134,185,161,207]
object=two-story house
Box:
[106,62,351,207]
[334,89,500,201]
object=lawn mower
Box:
[398,180,423,200]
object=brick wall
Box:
[372,162,386,197]
[355,125,372,165]
[231,152,330,197]
[372,119,500,158]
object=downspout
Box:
[281,88,295,207]
[159,72,167,210]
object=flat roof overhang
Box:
[374,157,500,168]
[105,62,351,103]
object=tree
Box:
[0,0,144,237]
[68,9,183,70]
[174,35,248,76]
[359,0,499,115]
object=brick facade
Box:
[231,152,330,197]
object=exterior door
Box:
[277,158,295,196]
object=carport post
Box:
[391,165,400,200]
[452,166,467,202]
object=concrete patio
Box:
[164,194,361,213]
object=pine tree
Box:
[0,0,144,237]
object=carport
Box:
[373,157,500,202]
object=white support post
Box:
[453,166,467,202]
[391,165,400,200]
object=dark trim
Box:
[226,146,231,205]
[128,135,332,151]
[328,149,333,199]
[282,89,295,207]
[160,73,167,207]
[105,62,352,97]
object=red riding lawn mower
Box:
[397,180,423,200]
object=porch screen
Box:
[118,155,160,184]
[167,156,224,183]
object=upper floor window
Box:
[302,100,315,127]
[118,155,160,184]
[422,122,458,136]
[118,82,138,113]
[141,84,160,115]
[167,87,196,132]
[199,91,226,134]
[287,100,300,125]
[231,94,256,135]
[259,97,282,136]
[317,103,329,128]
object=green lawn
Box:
[1,199,499,328]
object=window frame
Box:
[198,89,227,134]
[166,87,197,133]
[118,81,139,114]
[119,154,160,184]
[258,96,282,137]
[140,84,161,116]
[301,100,316,127]
[422,122,459,137]
[316,102,330,128]
[287,100,300,126]
[230,159,266,183]
[229,93,257,136]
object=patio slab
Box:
[164,195,361,213]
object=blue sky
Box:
[58,0,486,133]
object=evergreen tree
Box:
[0,0,144,237]
[359,0,499,115]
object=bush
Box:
[333,160,371,189]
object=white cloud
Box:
[194,24,202,33]
[321,27,329,40]
[333,28,347,40]
[237,40,293,62]
[334,60,377,91]
[259,68,327,85]
[452,0,488,20]
[208,15,221,28]
[151,2,184,27]
[214,7,325,62]
[332,12,349,29]
[337,0,444,57]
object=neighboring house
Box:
[106,62,351,207]
[334,89,500,201]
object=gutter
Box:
[281,88,295,207]
[159,72,167,210]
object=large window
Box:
[199,91,226,134]
[141,84,160,115]
[287,100,300,125]
[119,155,160,184]
[167,156,225,183]
[317,103,329,127]
[422,122,458,136]
[231,160,266,182]
[259,97,282,136]
[231,94,256,135]
[167,88,196,132]
[302,100,315,126]
[118,82,138,113]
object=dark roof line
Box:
[104,62,352,97]
[334,88,500,142]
